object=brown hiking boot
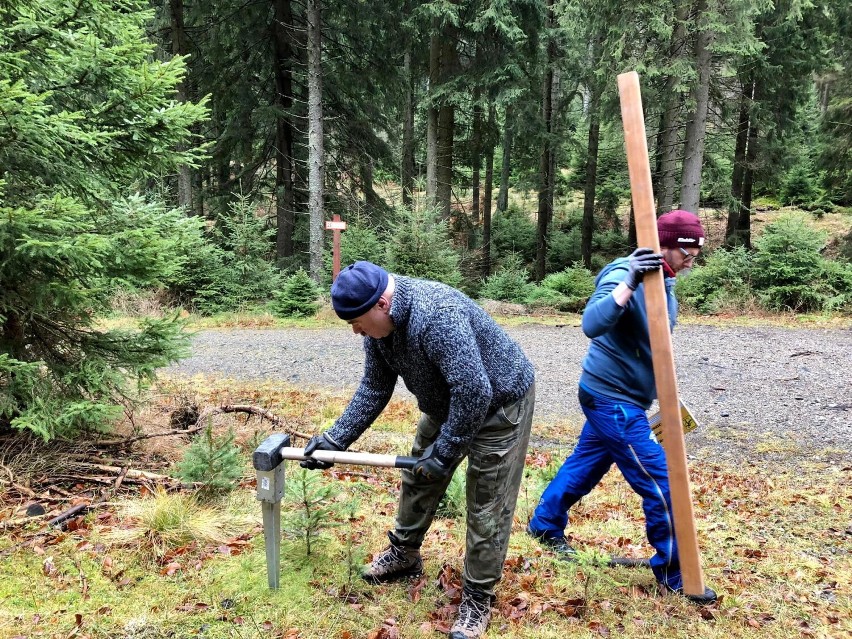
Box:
[449,588,493,639]
[361,532,423,584]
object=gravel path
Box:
[166,324,852,465]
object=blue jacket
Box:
[327,275,535,460]
[579,257,677,409]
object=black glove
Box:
[300,433,343,470]
[624,247,663,290]
[412,443,453,482]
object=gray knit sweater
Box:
[327,275,535,460]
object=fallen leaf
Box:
[42,556,57,577]
[408,575,427,603]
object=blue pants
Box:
[529,386,683,589]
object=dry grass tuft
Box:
[107,488,240,559]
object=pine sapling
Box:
[271,269,321,318]
[283,468,340,556]
[175,423,244,497]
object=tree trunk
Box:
[170,0,193,212]
[273,0,296,262]
[535,0,555,282]
[471,91,482,227]
[306,0,324,282]
[627,203,637,248]
[657,86,683,215]
[483,105,495,277]
[436,101,455,220]
[497,105,513,213]
[435,32,456,221]
[737,116,758,250]
[655,2,689,215]
[401,49,415,208]
[679,0,715,213]
[725,73,753,247]
[426,29,440,208]
[361,159,383,213]
[581,89,601,270]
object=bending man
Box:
[303,261,536,639]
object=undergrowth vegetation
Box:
[1,378,849,639]
[678,213,852,314]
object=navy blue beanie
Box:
[331,261,389,320]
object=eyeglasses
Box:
[679,247,699,263]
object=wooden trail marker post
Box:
[617,71,706,596]
[324,214,347,280]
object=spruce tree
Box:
[0,0,208,439]
[271,270,321,318]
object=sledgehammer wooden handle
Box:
[278,447,417,470]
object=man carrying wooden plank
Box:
[527,210,717,604]
[302,261,536,639]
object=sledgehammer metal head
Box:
[252,433,291,589]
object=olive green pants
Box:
[394,383,535,596]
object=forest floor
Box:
[1,320,850,639]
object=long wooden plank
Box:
[617,71,706,596]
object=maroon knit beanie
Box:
[657,210,705,249]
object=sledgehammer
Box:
[257,446,418,471]
[252,433,415,589]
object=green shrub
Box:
[676,247,755,314]
[819,258,852,312]
[525,286,573,312]
[272,269,321,318]
[752,213,828,311]
[593,229,629,255]
[492,207,537,264]
[479,254,532,303]
[534,266,596,312]
[175,425,244,495]
[779,163,826,208]
[385,206,461,286]
[541,266,596,298]
[0,196,192,440]
[547,228,582,272]
[196,197,282,314]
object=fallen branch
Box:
[113,466,129,491]
[96,405,311,446]
[1,501,116,531]
[47,504,89,528]
[0,464,38,499]
[69,463,172,482]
